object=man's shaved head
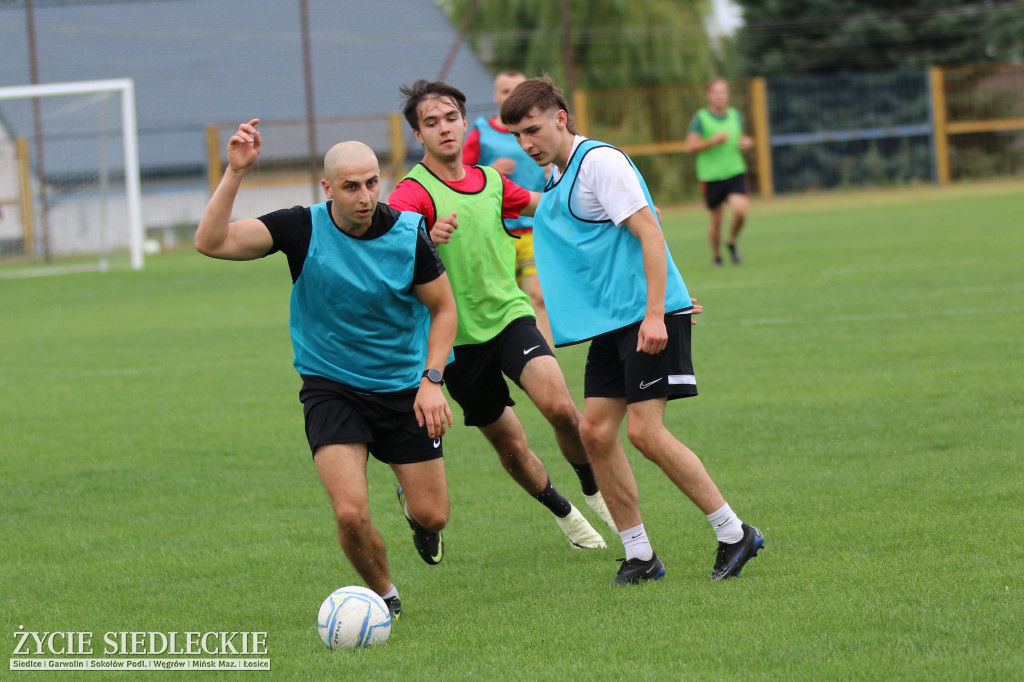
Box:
[320,141,382,234]
[324,141,378,181]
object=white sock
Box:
[380,586,398,601]
[706,502,744,544]
[618,523,654,561]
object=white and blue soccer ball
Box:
[317,586,391,649]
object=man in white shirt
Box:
[501,76,765,585]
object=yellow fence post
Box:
[573,90,589,137]
[929,66,950,185]
[205,124,223,196]
[389,113,405,186]
[16,137,33,256]
[749,77,773,198]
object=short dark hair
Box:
[499,75,577,135]
[399,79,467,131]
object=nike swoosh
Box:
[433,438,441,448]
[639,378,663,390]
[523,345,541,355]
[630,533,642,540]
[431,546,443,563]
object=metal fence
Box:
[4,63,1020,266]
[576,63,1024,202]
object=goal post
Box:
[0,78,144,271]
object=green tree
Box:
[441,0,716,90]
[734,0,1024,77]
[439,0,724,203]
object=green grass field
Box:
[2,181,1022,680]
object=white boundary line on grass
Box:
[0,264,103,279]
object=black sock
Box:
[570,463,599,496]
[533,479,572,517]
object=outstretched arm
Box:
[490,157,517,176]
[623,206,669,355]
[412,273,458,438]
[195,119,274,260]
[518,191,541,217]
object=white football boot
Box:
[555,504,606,549]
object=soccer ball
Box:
[316,586,391,649]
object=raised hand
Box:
[227,118,261,171]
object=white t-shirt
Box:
[549,135,649,226]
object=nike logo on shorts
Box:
[639,378,663,390]
[523,345,541,355]
[433,438,441,448]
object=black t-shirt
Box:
[258,201,445,285]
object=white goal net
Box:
[0,79,143,272]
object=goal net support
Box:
[0,78,143,271]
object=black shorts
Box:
[299,375,443,464]
[701,173,747,210]
[444,316,553,427]
[584,312,698,404]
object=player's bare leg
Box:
[625,398,764,580]
[579,396,641,531]
[478,407,551,493]
[580,396,663,583]
[624,397,725,514]
[391,458,449,532]
[708,205,724,265]
[314,443,392,595]
[391,458,448,567]
[726,193,748,263]
[479,407,606,548]
[519,356,616,530]
[518,355,587,467]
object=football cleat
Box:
[383,595,402,621]
[709,523,764,581]
[611,553,666,586]
[396,485,444,565]
[555,505,606,549]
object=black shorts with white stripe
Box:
[583,311,698,404]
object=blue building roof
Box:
[0,0,496,175]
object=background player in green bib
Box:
[684,77,754,267]
[389,79,614,551]
[195,121,457,620]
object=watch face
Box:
[425,368,443,384]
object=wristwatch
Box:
[422,368,444,385]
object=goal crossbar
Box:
[0,78,144,270]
